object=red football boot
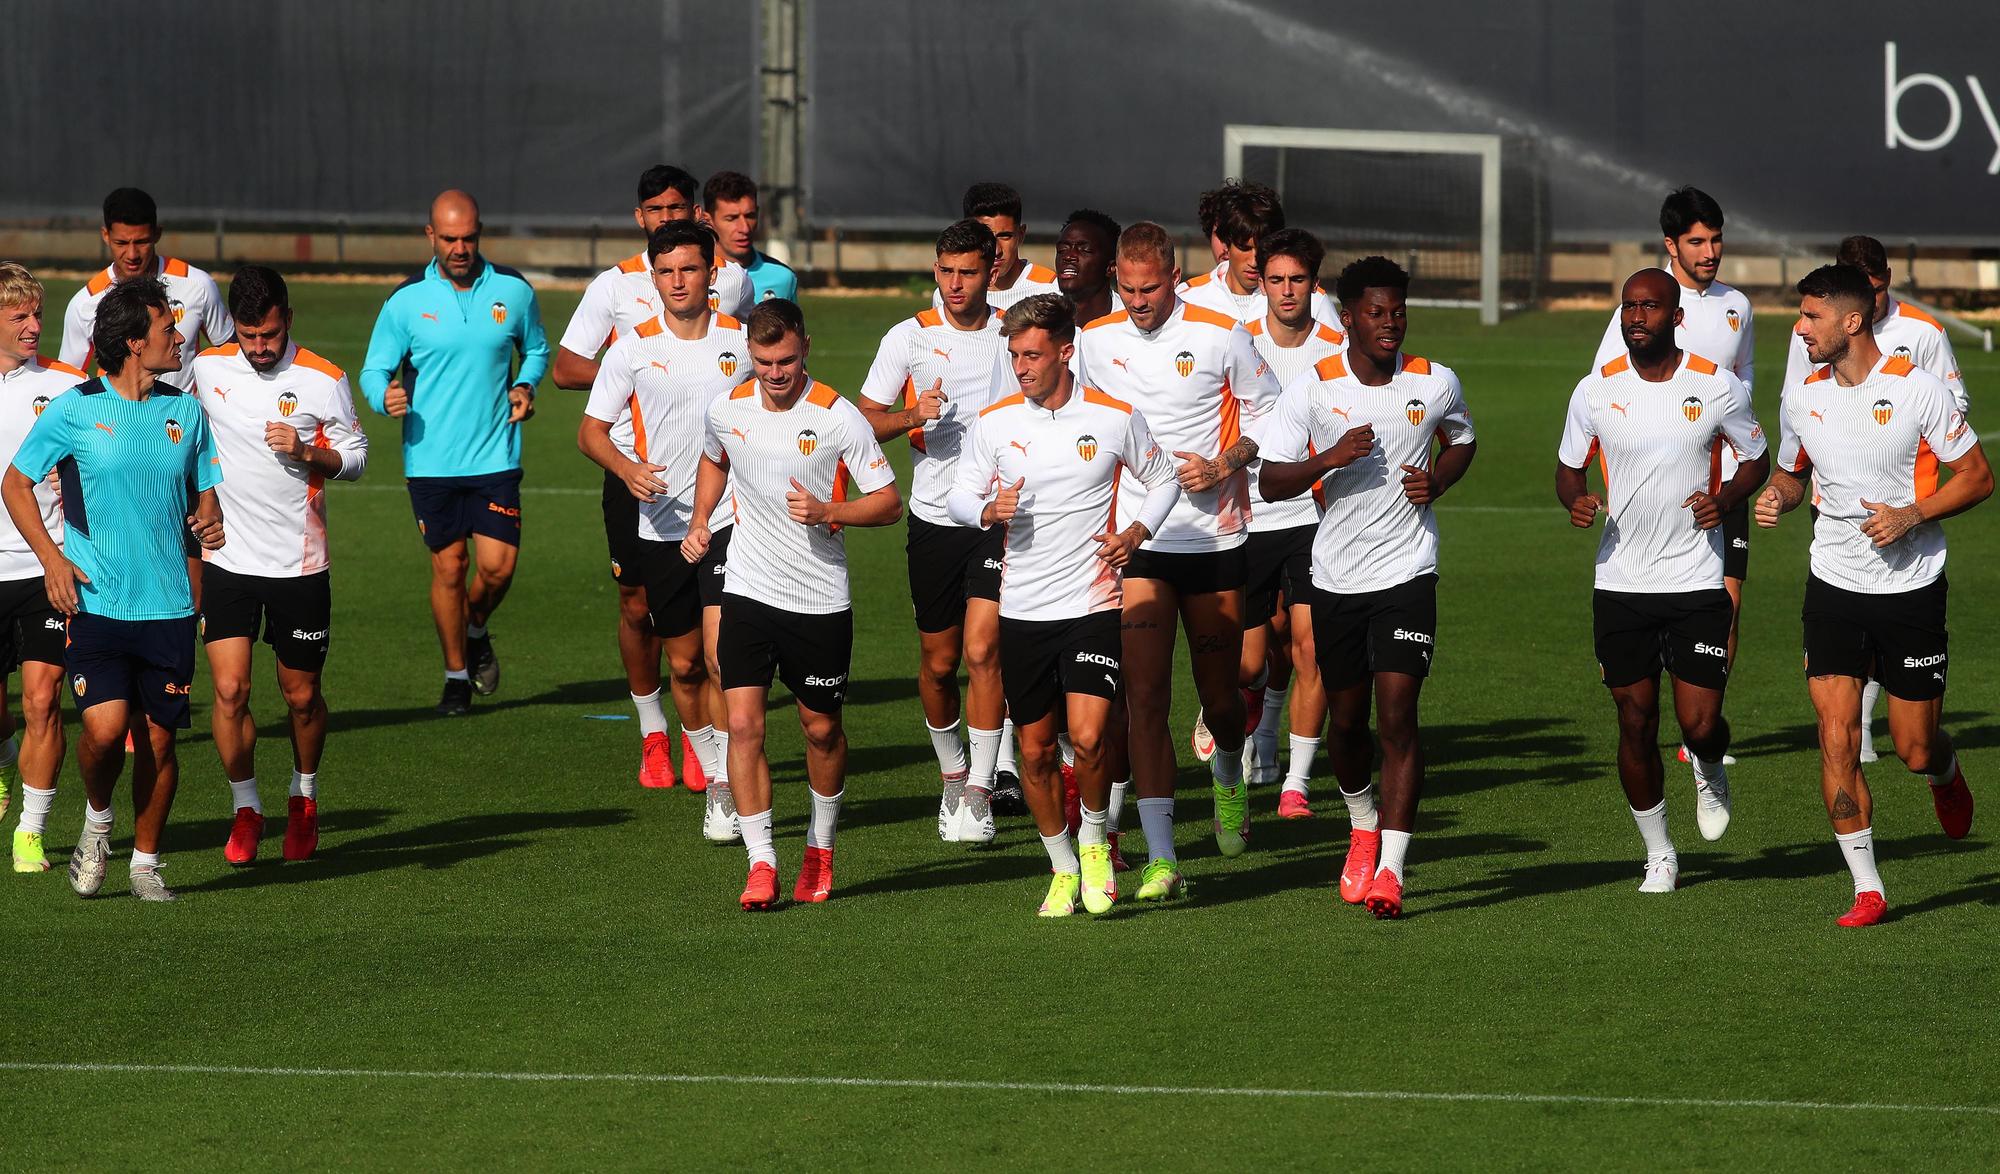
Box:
[680,731,709,794]
[794,846,834,903]
[1837,890,1888,927]
[282,796,319,861]
[739,861,779,911]
[1931,764,1974,840]
[639,731,677,789]
[224,807,265,865]
[1363,868,1403,920]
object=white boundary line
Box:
[1,1061,1995,1117]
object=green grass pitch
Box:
[3,275,1998,1169]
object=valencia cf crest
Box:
[1873,399,1894,426]
[718,351,739,378]
[170,299,186,324]
[610,559,623,578]
[1076,433,1099,461]
[797,428,819,456]
[1404,399,1426,427]
[1725,308,1741,333]
[31,396,48,417]
[708,290,722,312]
[1894,345,1912,358]
[1682,396,1704,422]
[490,301,508,325]
[165,418,184,444]
[71,673,86,698]
[278,391,299,417]
[1174,350,1195,378]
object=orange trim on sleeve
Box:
[162,258,190,278]
[197,344,239,360]
[1082,387,1133,414]
[1218,378,1241,452]
[979,392,1027,418]
[1686,353,1719,376]
[1915,439,1939,499]
[901,376,927,452]
[1599,355,1631,379]
[1314,324,1346,346]
[1313,353,1348,381]
[1180,304,1239,331]
[1708,436,1724,494]
[1082,310,1130,331]
[616,253,647,275]
[634,317,665,339]
[805,381,841,409]
[914,308,944,329]
[1804,366,1835,385]
[714,313,741,330]
[627,395,650,462]
[1399,354,1432,376]
[1024,263,1057,283]
[729,380,757,400]
[1182,272,1214,289]
[292,347,345,380]
[85,269,114,295]
[1883,355,1916,377]
[1896,301,1945,332]
[37,356,86,378]
[1590,437,1610,496]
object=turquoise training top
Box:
[359,257,550,478]
[745,249,799,305]
[12,378,221,621]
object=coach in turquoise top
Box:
[359,190,547,717]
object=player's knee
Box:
[961,634,999,673]
[1891,728,1940,773]
[1681,713,1727,757]
[918,648,958,689]
[726,711,764,747]
[799,712,843,754]
[667,652,707,690]
[617,589,651,627]
[211,675,252,715]
[1069,726,1105,766]
[279,679,320,717]
[1019,736,1060,779]
[20,689,60,733]
[1376,710,1420,756]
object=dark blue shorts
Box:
[408,470,524,551]
[65,612,198,729]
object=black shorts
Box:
[1310,573,1437,691]
[717,594,853,715]
[906,515,1002,633]
[1721,502,1749,582]
[1124,546,1249,598]
[0,577,66,671]
[1592,588,1732,691]
[601,468,643,586]
[635,538,701,638]
[999,612,1122,724]
[1243,525,1316,627]
[1803,573,1949,701]
[200,564,334,672]
[408,470,523,551]
[65,612,197,729]
[698,525,732,610]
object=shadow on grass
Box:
[1729,710,2000,759]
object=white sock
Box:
[1107,780,1128,834]
[967,726,1002,794]
[713,729,731,784]
[1057,732,1075,769]
[1836,826,1884,897]
[19,783,54,833]
[1041,831,1080,874]
[1341,784,1379,831]
[1377,828,1411,879]
[1861,679,1883,740]
[1629,799,1675,865]
[1253,689,1285,765]
[290,770,317,800]
[1284,734,1318,795]
[466,622,488,639]
[631,689,669,737]
[86,802,113,835]
[130,849,160,870]
[229,777,260,814]
[1078,804,1108,846]
[445,668,470,682]
[739,808,777,868]
[808,789,842,850]
[0,735,18,771]
[998,718,1019,776]
[1691,754,1725,786]
[927,721,968,777]
[1137,796,1176,864]
[1211,746,1243,788]
[1925,751,1959,788]
[685,725,723,779]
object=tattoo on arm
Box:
[1220,436,1258,473]
[1831,787,1862,820]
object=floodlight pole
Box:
[759,0,807,249]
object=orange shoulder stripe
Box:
[729,380,758,399]
[979,392,1027,418]
[293,347,346,380]
[1883,355,1916,377]
[1599,355,1631,378]
[1400,354,1433,375]
[1314,354,1348,381]
[1896,302,1945,331]
[714,313,741,331]
[162,257,189,278]
[805,381,841,408]
[85,269,113,295]
[1804,365,1835,384]
[1314,324,1345,345]
[914,308,943,328]
[1245,318,1266,336]
[634,317,666,338]
[1685,353,1718,376]
[1180,303,1239,331]
[616,253,647,275]
[1182,272,1214,289]
[38,356,85,377]
[1082,309,1129,331]
[1082,387,1133,414]
[196,343,239,360]
[1025,263,1057,283]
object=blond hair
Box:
[1115,221,1175,270]
[0,262,43,311]
[1000,293,1076,344]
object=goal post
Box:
[1222,125,1505,326]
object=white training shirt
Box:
[930,262,1060,314]
[1179,262,1340,330]
[1595,276,1755,483]
[189,342,369,578]
[1557,351,1766,593]
[1244,317,1346,532]
[946,386,1181,621]
[702,379,895,614]
[60,257,235,392]
[0,356,84,578]
[856,306,1013,527]
[583,312,747,541]
[1776,354,1976,593]
[1075,300,1280,553]
[1783,294,1968,414]
[1255,351,1476,595]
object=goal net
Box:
[1222,126,1546,325]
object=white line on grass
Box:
[1,1061,1995,1117]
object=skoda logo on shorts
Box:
[796,428,818,456]
[1076,433,1099,461]
[490,301,508,325]
[164,418,184,444]
[1873,399,1894,426]
[1405,398,1426,427]
[717,351,739,378]
[278,391,298,417]
[70,673,86,698]
[31,395,48,417]
[1174,350,1195,378]
[1682,396,1704,423]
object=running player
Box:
[0,264,82,873]
[932,183,1058,314]
[1756,263,1991,927]
[1054,209,1122,328]
[59,188,233,392]
[858,220,1014,844]
[4,278,226,902]
[578,221,739,817]
[701,171,799,305]
[1558,269,1767,892]
[1239,229,1345,816]
[1782,235,1972,763]
[947,293,1180,916]
[1592,189,1754,713]
[190,266,368,865]
[552,165,751,784]
[1179,181,1337,328]
[1257,256,1477,919]
[1077,222,1279,900]
[681,299,900,910]
[360,190,549,716]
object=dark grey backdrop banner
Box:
[8,1,1999,241]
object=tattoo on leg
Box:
[1194,634,1229,653]
[1121,620,1159,631]
[1831,787,1861,820]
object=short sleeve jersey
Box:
[60,258,234,392]
[0,356,86,578]
[1244,318,1346,532]
[856,307,1013,527]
